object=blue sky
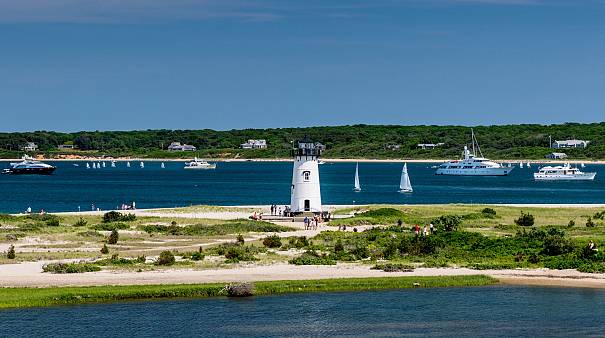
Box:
[1,0,605,131]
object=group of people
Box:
[270,204,291,217]
[303,215,322,230]
[414,223,435,237]
[119,201,136,210]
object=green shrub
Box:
[224,246,258,263]
[93,223,129,231]
[263,234,282,248]
[481,208,497,218]
[514,212,535,227]
[42,262,101,274]
[236,234,245,244]
[107,229,119,244]
[371,263,414,272]
[432,215,462,232]
[568,220,575,228]
[100,244,109,254]
[586,217,597,228]
[25,214,59,222]
[45,218,60,227]
[190,252,204,261]
[334,240,344,253]
[289,251,336,265]
[74,218,88,227]
[528,253,540,264]
[288,236,309,249]
[102,211,136,223]
[7,245,15,259]
[593,211,605,220]
[156,251,175,266]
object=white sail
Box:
[126,161,131,168]
[399,163,413,193]
[86,163,90,169]
[520,162,524,168]
[581,163,586,168]
[527,161,531,167]
[102,162,106,168]
[140,161,144,168]
[161,162,165,169]
[353,163,361,192]
[111,161,116,168]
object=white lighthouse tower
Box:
[290,136,323,214]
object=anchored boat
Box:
[534,164,596,181]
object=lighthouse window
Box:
[303,171,310,181]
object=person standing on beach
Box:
[415,224,420,236]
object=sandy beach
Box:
[1,261,604,289]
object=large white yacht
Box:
[3,155,56,175]
[435,130,513,176]
[184,158,216,170]
[534,164,596,181]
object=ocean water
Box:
[0,161,604,213]
[1,286,604,337]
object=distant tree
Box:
[7,245,15,259]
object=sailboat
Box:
[97,162,101,168]
[161,162,165,169]
[86,163,90,169]
[140,161,144,168]
[353,163,361,192]
[102,162,106,168]
[399,163,413,193]
[92,162,97,169]
[126,161,131,168]
[520,162,524,169]
[581,163,586,168]
[527,161,531,168]
[111,160,116,168]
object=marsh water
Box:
[0,161,604,213]
[1,286,605,337]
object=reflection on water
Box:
[1,286,605,337]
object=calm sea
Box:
[1,286,604,337]
[0,161,604,213]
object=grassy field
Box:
[0,275,496,309]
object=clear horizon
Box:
[2,0,605,132]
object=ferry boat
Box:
[184,158,216,170]
[534,164,596,181]
[3,155,56,175]
[435,130,513,176]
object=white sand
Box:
[1,261,605,288]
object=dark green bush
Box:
[371,263,414,272]
[288,236,310,249]
[7,245,15,259]
[93,223,129,231]
[236,234,245,244]
[262,234,282,248]
[514,212,535,227]
[289,251,336,265]
[586,217,597,228]
[74,218,88,227]
[100,244,109,254]
[481,208,497,217]
[45,218,60,227]
[224,246,258,263]
[568,220,575,228]
[432,215,462,232]
[157,251,175,266]
[102,211,136,223]
[107,229,119,244]
[42,262,101,274]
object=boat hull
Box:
[435,167,513,176]
[534,173,596,181]
[5,167,56,175]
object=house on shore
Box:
[167,142,196,151]
[417,143,444,150]
[545,152,568,160]
[58,143,77,150]
[21,142,38,151]
[552,139,589,149]
[385,143,401,151]
[241,139,267,149]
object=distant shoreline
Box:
[1,157,603,164]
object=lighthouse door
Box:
[304,200,310,211]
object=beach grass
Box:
[0,275,496,309]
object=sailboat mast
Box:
[471,128,476,156]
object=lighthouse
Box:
[290,136,323,214]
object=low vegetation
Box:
[0,275,497,309]
[42,262,101,274]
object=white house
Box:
[21,142,38,151]
[417,143,445,150]
[241,139,267,149]
[545,152,568,159]
[167,142,196,151]
[552,139,589,148]
[58,143,77,150]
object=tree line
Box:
[1,123,604,159]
